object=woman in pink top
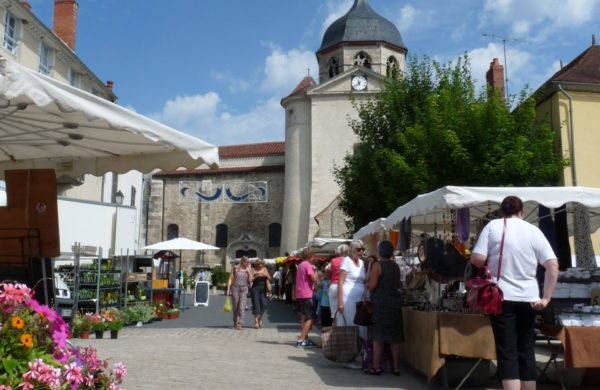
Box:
[328,243,350,320]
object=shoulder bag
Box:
[466,218,506,316]
[354,290,372,326]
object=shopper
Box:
[295,248,318,347]
[226,256,254,330]
[471,196,559,390]
[251,259,271,329]
[273,266,283,299]
[319,265,332,327]
[366,240,403,376]
[337,240,367,359]
[328,243,349,319]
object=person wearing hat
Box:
[472,196,559,390]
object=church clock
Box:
[351,74,367,91]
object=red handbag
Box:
[466,219,506,316]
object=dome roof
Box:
[318,0,406,54]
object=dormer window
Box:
[39,42,51,75]
[3,11,18,54]
[386,56,399,77]
[354,52,371,68]
[328,57,340,79]
[69,68,80,87]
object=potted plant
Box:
[102,308,123,339]
[73,313,91,339]
[167,307,180,320]
[89,313,106,338]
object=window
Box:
[269,223,281,247]
[328,57,340,79]
[69,68,80,87]
[130,186,136,207]
[39,42,50,75]
[386,56,399,77]
[167,224,179,240]
[354,52,371,68]
[215,224,228,248]
[3,11,18,54]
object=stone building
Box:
[280,0,407,253]
[146,142,285,272]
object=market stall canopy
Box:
[142,238,219,251]
[354,186,600,239]
[0,56,219,181]
[290,237,350,257]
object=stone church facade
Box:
[145,0,407,271]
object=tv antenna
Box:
[482,33,531,97]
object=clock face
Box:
[351,75,367,91]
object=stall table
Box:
[402,308,496,384]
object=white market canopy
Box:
[354,186,600,240]
[0,56,219,180]
[142,237,219,251]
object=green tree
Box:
[334,54,565,232]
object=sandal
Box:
[258,320,263,328]
[365,367,382,375]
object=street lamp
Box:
[115,190,124,205]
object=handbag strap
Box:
[333,309,347,327]
[497,218,507,282]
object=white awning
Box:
[354,186,600,239]
[0,56,218,180]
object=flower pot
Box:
[95,330,104,339]
[80,330,90,339]
[110,330,119,339]
[168,312,179,320]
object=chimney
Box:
[53,0,78,50]
[21,1,32,11]
[106,80,114,91]
[486,58,505,99]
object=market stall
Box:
[354,185,600,385]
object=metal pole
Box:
[557,84,577,186]
[503,39,509,98]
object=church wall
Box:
[308,94,367,240]
[149,169,284,275]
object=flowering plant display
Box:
[102,309,123,332]
[0,283,127,389]
[86,313,107,332]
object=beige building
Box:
[534,40,600,265]
[280,0,407,253]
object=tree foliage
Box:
[334,54,565,232]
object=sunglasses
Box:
[356,248,365,252]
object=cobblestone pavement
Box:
[71,295,584,390]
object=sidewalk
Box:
[72,295,584,389]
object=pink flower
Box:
[16,381,33,390]
[109,384,120,390]
[0,385,13,390]
[27,299,57,322]
[63,362,84,388]
[84,373,94,387]
[113,362,127,382]
[0,283,32,305]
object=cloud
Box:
[480,0,600,38]
[210,71,252,93]
[398,5,418,31]
[467,43,531,94]
[260,45,318,96]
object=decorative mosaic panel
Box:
[178,181,268,203]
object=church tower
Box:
[280,0,407,254]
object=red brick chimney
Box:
[53,0,78,50]
[486,58,505,98]
[106,80,114,91]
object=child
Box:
[319,265,332,327]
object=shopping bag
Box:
[466,266,503,315]
[322,310,359,363]
[223,296,232,312]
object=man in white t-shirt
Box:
[472,196,558,390]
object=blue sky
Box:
[29,0,600,146]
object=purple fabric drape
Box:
[456,208,470,243]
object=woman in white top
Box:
[472,196,558,390]
[337,240,367,340]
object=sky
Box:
[27,0,600,147]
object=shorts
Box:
[297,298,317,320]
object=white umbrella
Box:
[142,237,219,251]
[0,56,219,181]
[142,238,219,281]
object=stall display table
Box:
[540,325,600,368]
[402,308,496,384]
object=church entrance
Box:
[235,249,257,258]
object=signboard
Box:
[194,281,210,307]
